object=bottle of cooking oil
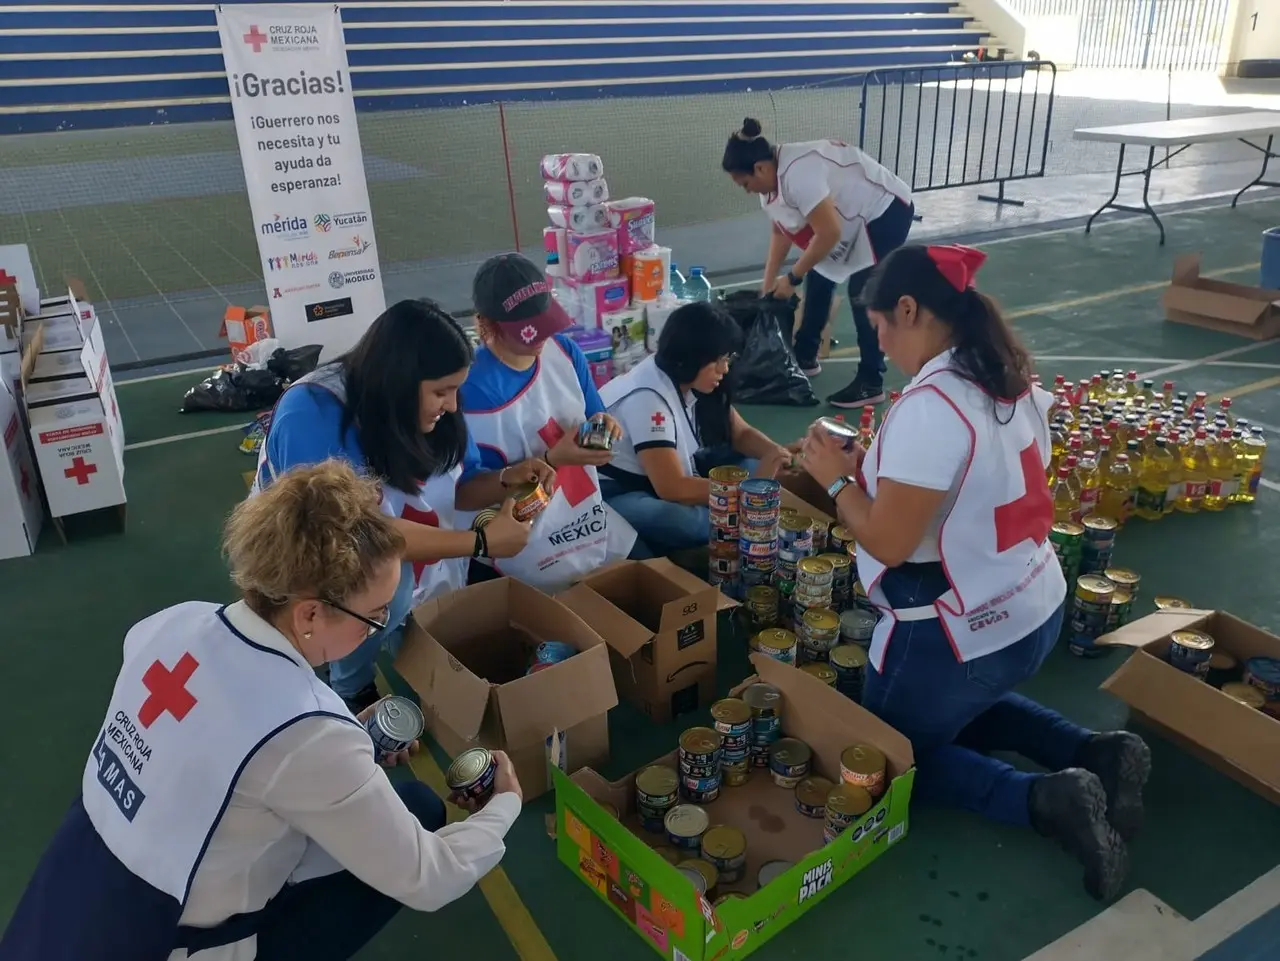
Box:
[1052,465,1079,522]
[1095,434,1114,475]
[1098,452,1135,525]
[858,409,875,451]
[1162,380,1176,406]
[1175,428,1210,513]
[1216,396,1235,429]
[1163,430,1185,515]
[1203,427,1238,512]
[1087,373,1106,405]
[1048,418,1067,480]
[1106,371,1127,400]
[1134,436,1173,520]
[1139,379,1156,405]
[1076,450,1102,518]
[1192,391,1208,413]
[1235,426,1268,505]
[1124,370,1139,400]
[1064,453,1083,510]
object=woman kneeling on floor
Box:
[798,243,1151,901]
[2,459,522,961]
[598,301,793,555]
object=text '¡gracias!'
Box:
[230,70,345,100]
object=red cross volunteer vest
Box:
[856,357,1066,670]
[462,339,636,592]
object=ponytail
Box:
[722,117,775,175]
[861,245,1032,403]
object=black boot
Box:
[1029,768,1129,902]
[1075,731,1151,841]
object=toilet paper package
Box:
[566,229,620,284]
[544,178,609,207]
[548,203,610,232]
[607,197,657,255]
[628,245,668,303]
[601,306,649,375]
[568,276,631,328]
[543,227,568,278]
[541,153,604,182]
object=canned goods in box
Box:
[768,737,812,788]
[677,864,708,894]
[829,644,868,699]
[1103,566,1140,602]
[757,859,794,890]
[744,681,781,719]
[365,696,424,761]
[1243,656,1280,703]
[840,743,887,798]
[665,803,709,851]
[794,775,835,819]
[752,628,797,665]
[824,782,873,842]
[801,607,840,640]
[711,697,752,738]
[1168,630,1214,677]
[679,726,723,766]
[511,481,551,523]
[1222,681,1266,710]
[1069,574,1115,658]
[700,825,747,884]
[681,858,719,896]
[445,747,498,804]
[800,662,837,686]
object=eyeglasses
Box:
[323,599,390,636]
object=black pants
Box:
[794,198,916,382]
[249,780,447,961]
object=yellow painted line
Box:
[824,262,1259,359]
[373,669,558,961]
[1210,374,1280,403]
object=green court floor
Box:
[4,199,1280,961]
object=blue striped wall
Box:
[0,0,991,134]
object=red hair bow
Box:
[926,244,987,292]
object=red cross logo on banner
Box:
[651,412,665,427]
[0,269,16,287]
[64,456,97,486]
[243,26,268,52]
[139,653,200,728]
[400,505,440,579]
[993,442,1053,553]
[537,418,596,508]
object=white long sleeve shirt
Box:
[168,602,520,961]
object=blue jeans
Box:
[861,563,1087,827]
[601,450,757,556]
[327,559,415,700]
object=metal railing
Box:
[858,59,1057,207]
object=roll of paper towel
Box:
[548,204,611,232]
[544,178,609,207]
[541,153,604,182]
[567,229,620,284]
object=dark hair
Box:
[721,117,775,175]
[655,301,744,449]
[334,298,474,493]
[861,245,1032,405]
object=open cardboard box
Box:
[1161,254,1280,341]
[395,577,618,800]
[1097,608,1280,805]
[557,557,737,723]
[553,653,915,960]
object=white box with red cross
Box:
[22,297,126,520]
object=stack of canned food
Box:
[707,465,750,597]
[828,644,870,701]
[1066,566,1142,657]
[839,608,877,648]
[738,479,783,592]
[744,585,780,631]
[774,512,816,625]
[677,727,723,803]
[819,551,855,611]
[744,682,782,767]
[711,698,753,787]
[1050,515,1119,582]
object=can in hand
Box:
[364,696,425,761]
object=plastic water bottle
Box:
[668,263,686,300]
[686,267,713,302]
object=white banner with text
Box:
[217,3,386,359]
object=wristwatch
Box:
[786,270,803,287]
[826,475,855,501]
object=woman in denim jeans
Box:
[800,244,1150,902]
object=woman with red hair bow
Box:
[800,244,1150,903]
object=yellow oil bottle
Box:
[1087,373,1106,405]
[1163,430,1185,515]
[1106,371,1127,400]
[1203,428,1238,512]
[1124,370,1139,400]
[1064,453,1083,509]
[1076,450,1102,518]
[1236,426,1267,505]
[1161,380,1176,407]
[858,409,875,451]
[1095,434,1114,476]
[1217,396,1235,429]
[1098,452,1135,525]
[1134,436,1173,520]
[1175,428,1210,513]
[1052,465,1079,522]
[1048,418,1067,481]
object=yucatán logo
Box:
[260,213,309,241]
[313,213,332,233]
[306,296,354,321]
[328,267,377,289]
[797,859,833,904]
[333,210,369,229]
[328,235,372,260]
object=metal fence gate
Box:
[1006,0,1232,70]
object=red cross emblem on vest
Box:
[537,419,597,508]
[139,653,199,728]
[400,504,441,580]
[993,441,1053,552]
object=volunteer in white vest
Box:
[799,244,1151,903]
[721,117,915,409]
[599,301,793,553]
[251,298,553,713]
[460,253,639,591]
[1,460,523,961]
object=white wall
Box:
[958,0,1029,58]
[1231,0,1280,62]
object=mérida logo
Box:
[797,859,833,904]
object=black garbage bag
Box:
[720,291,819,407]
[180,365,285,413]
[266,344,323,382]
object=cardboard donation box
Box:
[1098,608,1280,805]
[395,577,617,801]
[221,306,273,363]
[553,654,916,961]
[558,558,737,723]
[1161,254,1280,341]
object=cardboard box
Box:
[553,653,916,961]
[557,558,737,724]
[220,305,273,363]
[0,244,40,317]
[395,577,618,801]
[0,378,43,560]
[1098,608,1280,805]
[1161,254,1280,341]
